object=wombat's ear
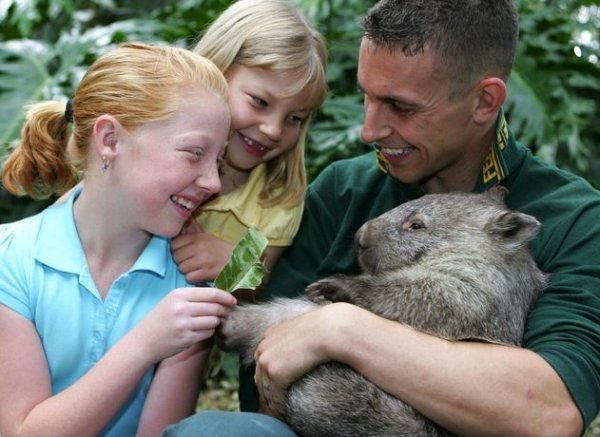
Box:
[485,211,541,253]
[486,185,509,203]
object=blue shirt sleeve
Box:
[0,220,35,320]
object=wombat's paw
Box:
[305,276,352,303]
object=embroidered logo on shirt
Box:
[482,114,508,186]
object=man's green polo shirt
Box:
[239,119,600,428]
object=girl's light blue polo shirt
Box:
[0,188,189,436]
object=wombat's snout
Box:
[355,226,366,250]
[354,225,371,262]
[355,222,385,272]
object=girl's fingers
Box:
[188,315,222,332]
[171,234,195,253]
[179,287,237,306]
[187,302,233,319]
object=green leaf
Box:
[214,228,268,292]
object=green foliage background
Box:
[0,0,598,225]
[0,1,599,432]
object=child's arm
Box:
[136,339,213,436]
[0,288,235,436]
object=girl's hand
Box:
[132,287,237,363]
[171,219,233,283]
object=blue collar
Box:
[35,187,170,278]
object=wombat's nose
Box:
[355,226,369,251]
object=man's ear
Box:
[92,114,120,159]
[472,77,506,125]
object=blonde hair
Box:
[194,0,328,208]
[2,43,228,199]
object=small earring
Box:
[101,158,110,172]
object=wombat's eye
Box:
[407,220,425,231]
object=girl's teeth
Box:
[171,195,197,211]
[243,136,266,151]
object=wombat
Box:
[216,186,547,437]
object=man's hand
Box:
[253,303,359,417]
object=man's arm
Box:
[254,302,583,436]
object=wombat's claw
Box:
[307,294,330,304]
[306,278,351,303]
[305,284,325,303]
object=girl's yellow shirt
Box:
[195,163,303,246]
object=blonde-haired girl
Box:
[172,0,328,287]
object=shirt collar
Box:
[35,187,170,278]
[374,109,517,193]
[473,109,510,192]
